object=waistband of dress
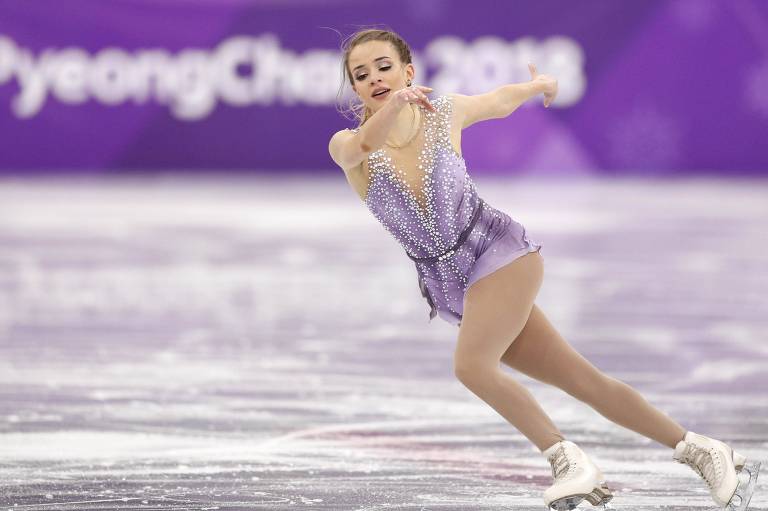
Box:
[405,198,485,264]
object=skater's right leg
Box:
[501,303,687,450]
[455,252,566,453]
[458,255,615,510]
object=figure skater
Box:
[327,28,760,511]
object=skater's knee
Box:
[453,355,497,388]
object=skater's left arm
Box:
[451,63,558,129]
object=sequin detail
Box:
[350,94,542,325]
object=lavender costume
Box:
[350,94,542,326]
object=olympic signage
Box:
[0,33,585,121]
[0,0,764,172]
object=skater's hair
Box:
[333,26,413,128]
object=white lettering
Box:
[90,47,133,105]
[50,48,90,104]
[0,33,587,120]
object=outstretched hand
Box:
[528,63,558,108]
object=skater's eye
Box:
[355,66,392,81]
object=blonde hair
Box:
[335,26,413,127]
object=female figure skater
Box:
[328,28,760,511]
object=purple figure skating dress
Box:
[349,94,542,326]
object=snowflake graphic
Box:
[605,104,685,171]
[744,60,768,119]
[670,0,717,33]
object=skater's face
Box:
[348,40,414,114]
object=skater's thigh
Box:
[500,303,609,399]
[455,251,543,369]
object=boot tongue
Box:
[542,441,563,459]
[673,439,688,460]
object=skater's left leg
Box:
[501,303,687,449]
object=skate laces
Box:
[678,442,723,491]
[548,445,577,481]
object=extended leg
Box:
[501,303,687,449]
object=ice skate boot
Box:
[542,440,613,510]
[673,430,761,510]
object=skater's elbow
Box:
[329,129,368,170]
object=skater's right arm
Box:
[328,101,400,171]
[328,85,434,171]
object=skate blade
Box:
[727,460,761,511]
[548,483,613,510]
[548,495,585,511]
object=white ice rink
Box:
[0,174,766,510]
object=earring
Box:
[407,80,412,87]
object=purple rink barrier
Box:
[0,0,767,174]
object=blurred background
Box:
[1,0,767,174]
[1,1,767,510]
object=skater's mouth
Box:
[372,88,390,99]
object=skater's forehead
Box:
[349,41,396,71]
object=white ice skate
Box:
[673,430,761,510]
[542,440,613,510]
